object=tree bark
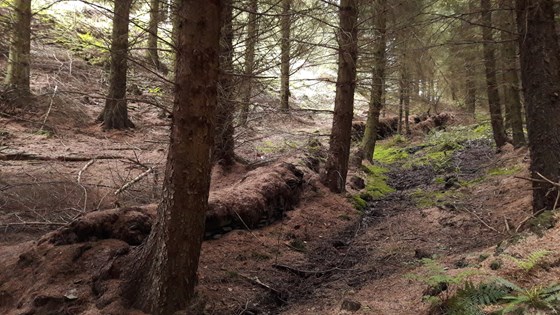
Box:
[122,1,220,314]
[361,0,387,162]
[98,0,134,130]
[481,0,508,148]
[516,0,560,212]
[214,0,235,167]
[147,0,161,70]
[5,0,31,95]
[239,0,258,126]
[322,0,358,193]
[280,0,291,112]
[499,0,526,147]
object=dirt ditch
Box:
[265,139,510,314]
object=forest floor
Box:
[2,41,560,315]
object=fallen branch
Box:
[39,85,58,132]
[235,272,285,302]
[272,263,332,278]
[515,209,546,233]
[0,153,125,162]
[459,207,502,234]
[1,221,67,229]
[114,168,154,195]
[77,159,96,184]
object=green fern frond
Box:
[444,281,509,315]
[505,249,551,272]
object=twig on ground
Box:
[77,159,96,212]
[272,263,333,278]
[459,207,502,234]
[515,209,546,233]
[39,85,58,132]
[114,167,154,195]
[77,159,96,184]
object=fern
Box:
[444,281,509,315]
[498,282,560,314]
[505,250,551,272]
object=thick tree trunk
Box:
[481,0,508,148]
[122,1,220,314]
[147,0,161,70]
[279,0,291,112]
[361,0,386,163]
[5,0,31,95]
[516,0,560,212]
[214,0,235,167]
[99,0,134,130]
[322,0,358,193]
[239,0,258,126]
[499,0,526,147]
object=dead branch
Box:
[458,207,502,234]
[0,153,125,162]
[77,159,96,184]
[515,209,546,233]
[114,167,154,195]
[272,263,332,278]
[39,85,58,132]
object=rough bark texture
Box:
[322,0,358,193]
[99,0,134,130]
[481,0,508,148]
[516,0,560,212]
[499,0,526,147]
[361,0,387,162]
[5,0,31,94]
[123,1,221,314]
[280,0,291,111]
[239,0,258,125]
[147,0,161,70]
[214,0,236,167]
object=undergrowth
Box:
[409,256,560,315]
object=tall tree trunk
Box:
[322,0,358,193]
[98,0,134,129]
[361,0,387,162]
[147,0,161,70]
[516,0,560,212]
[5,0,31,95]
[481,0,507,148]
[239,0,258,126]
[279,0,291,112]
[499,0,526,147]
[122,1,220,313]
[464,59,477,116]
[214,0,235,167]
[398,84,403,135]
[404,75,411,135]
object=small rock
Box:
[341,299,361,312]
[64,289,78,300]
[212,234,223,240]
[349,176,365,190]
[415,249,433,259]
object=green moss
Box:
[488,166,522,176]
[373,144,409,164]
[360,163,395,200]
[528,211,556,236]
[411,189,464,209]
[404,150,454,170]
[350,195,367,211]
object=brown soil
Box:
[0,39,549,315]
